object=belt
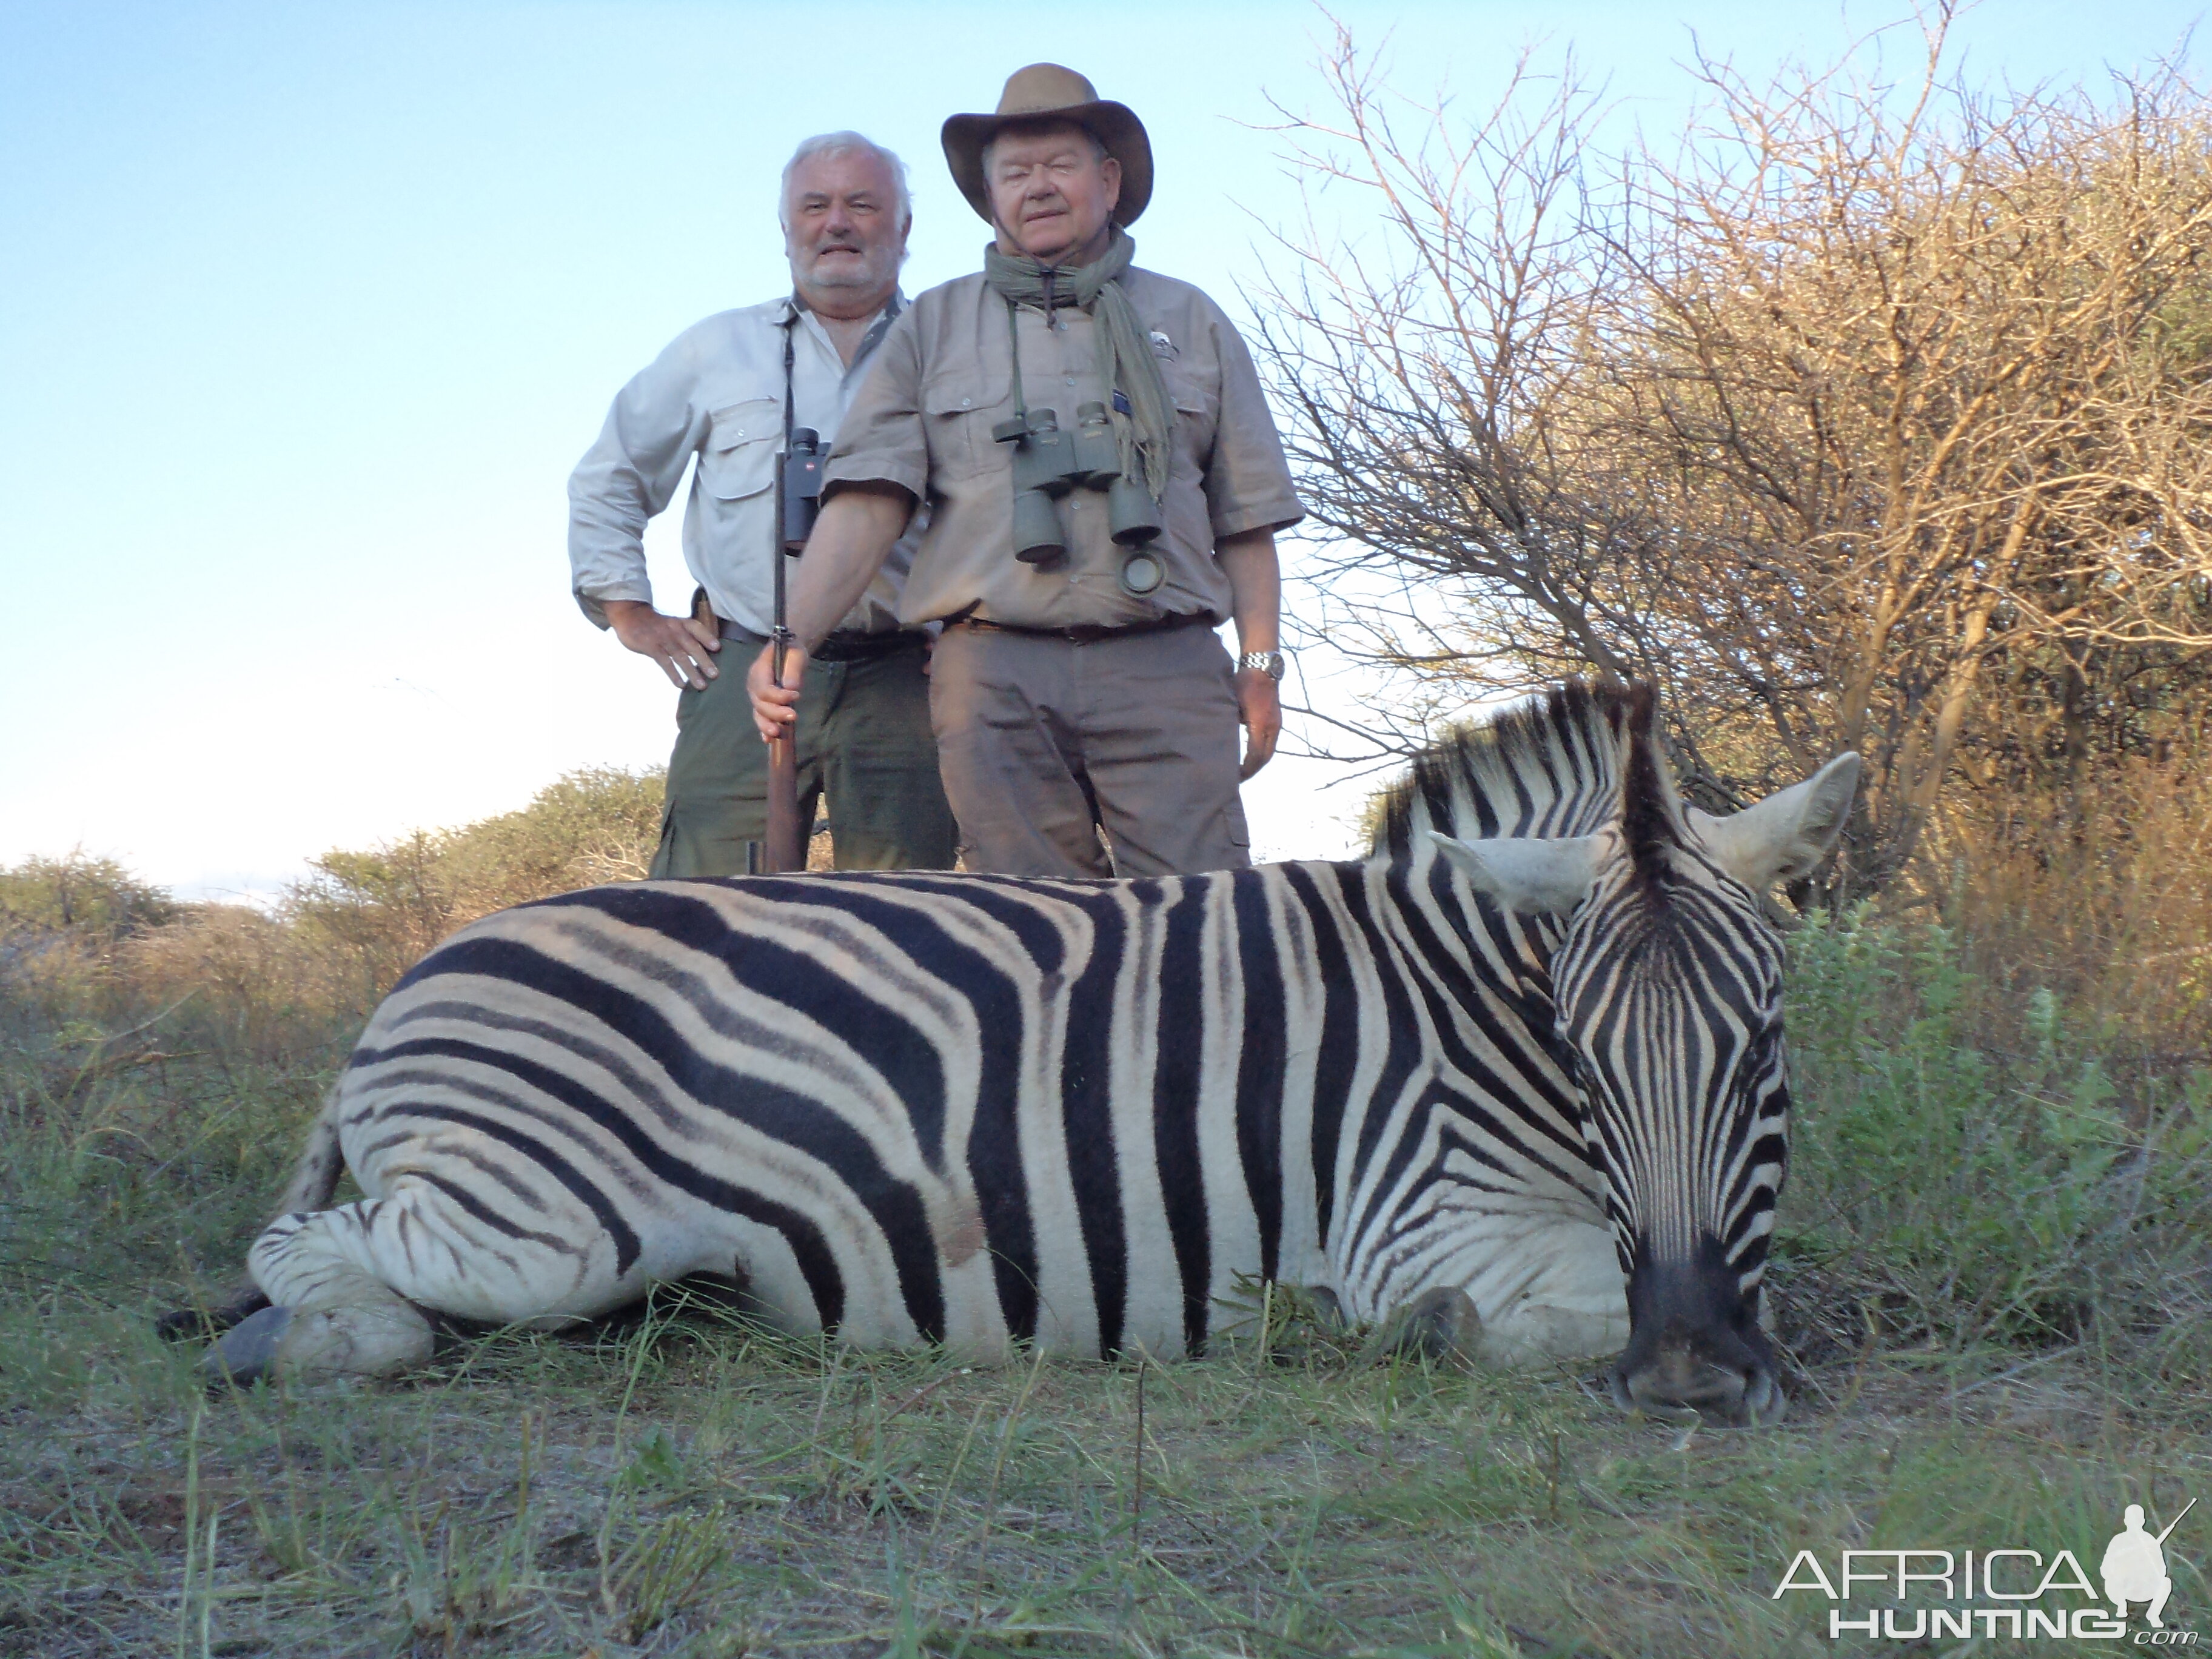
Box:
[715,622,927,664]
[950,611,1213,646]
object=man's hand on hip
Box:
[747,640,812,742]
[605,600,721,690]
[1237,667,1281,779]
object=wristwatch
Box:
[1237,651,1286,680]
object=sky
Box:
[2,0,2204,900]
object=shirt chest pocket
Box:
[1162,365,1219,472]
[700,398,779,500]
[922,374,1003,484]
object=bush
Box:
[0,768,669,1316]
[0,852,175,936]
[0,765,666,1078]
[1946,754,2212,1068]
[1775,906,2212,1379]
[284,765,666,997]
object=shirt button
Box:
[961,398,971,407]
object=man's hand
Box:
[605,599,720,689]
[1216,527,1284,780]
[747,639,812,742]
[1237,666,1281,779]
[741,484,911,741]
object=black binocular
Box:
[993,401,1165,594]
[782,426,823,552]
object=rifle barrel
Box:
[762,446,804,874]
[2154,1495,2197,1546]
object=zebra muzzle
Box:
[1611,1335,1785,1427]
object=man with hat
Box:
[569,131,957,876]
[746,65,1302,877]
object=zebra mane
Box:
[1371,681,1687,886]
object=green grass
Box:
[3,907,2210,1657]
[7,1289,2206,1658]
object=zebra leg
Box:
[214,1172,636,1383]
[202,1205,437,1385]
[1367,1286,1484,1366]
[1469,1222,1631,1366]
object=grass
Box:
[7,1287,2205,1657]
[2,864,2210,1655]
[1775,908,2212,1380]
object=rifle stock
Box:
[764,732,803,871]
[763,624,804,872]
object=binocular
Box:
[993,401,1166,595]
[782,426,823,552]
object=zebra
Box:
[167,682,1857,1425]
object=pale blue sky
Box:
[2,1,2200,897]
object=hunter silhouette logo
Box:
[1772,1495,2197,1641]
[2104,1499,2194,1631]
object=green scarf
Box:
[982,228,1173,501]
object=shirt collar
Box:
[780,290,904,331]
[781,291,903,383]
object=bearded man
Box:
[748,66,1303,877]
[569,132,956,874]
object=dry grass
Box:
[1945,757,2212,1071]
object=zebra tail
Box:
[269,1083,347,1218]
[154,1087,345,1342]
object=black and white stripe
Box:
[224,682,1853,1415]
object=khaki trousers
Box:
[929,620,1252,878]
[649,630,957,877]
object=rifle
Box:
[2156,1496,2197,1546]
[761,319,820,874]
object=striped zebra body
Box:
[194,683,1857,1421]
[267,859,1619,1365]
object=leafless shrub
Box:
[1258,8,2212,900]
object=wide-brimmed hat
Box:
[941,64,1152,228]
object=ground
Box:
[4,1284,2204,1657]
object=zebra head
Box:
[1426,686,1859,1425]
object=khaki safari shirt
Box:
[568,295,916,639]
[823,267,1303,629]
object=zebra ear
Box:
[1426,831,1608,915]
[1689,753,1862,890]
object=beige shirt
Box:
[567,295,914,638]
[823,267,1304,629]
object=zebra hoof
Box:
[157,1287,272,1344]
[1301,1285,1347,1332]
[155,1307,206,1344]
[201,1305,293,1389]
[1372,1286,1483,1366]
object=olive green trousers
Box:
[648,630,957,877]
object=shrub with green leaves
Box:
[1776,906,2212,1375]
[0,853,176,937]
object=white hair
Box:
[779,132,911,228]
